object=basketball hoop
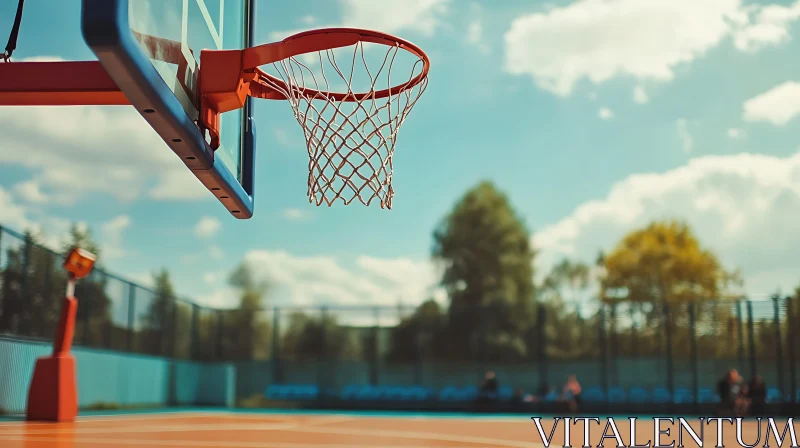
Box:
[199,28,431,209]
[0,21,431,214]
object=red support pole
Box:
[26,280,79,422]
[0,61,129,106]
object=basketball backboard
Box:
[81,0,256,218]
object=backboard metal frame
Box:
[81,0,256,219]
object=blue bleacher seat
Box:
[265,384,286,400]
[408,386,431,401]
[607,387,626,403]
[498,386,514,400]
[628,387,649,403]
[383,386,408,401]
[297,385,318,400]
[540,389,558,402]
[673,387,693,404]
[265,384,318,400]
[582,387,605,402]
[356,385,384,400]
[766,387,782,403]
[458,385,478,401]
[438,385,460,401]
[340,384,360,400]
[652,387,671,403]
[697,387,718,403]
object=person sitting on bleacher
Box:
[562,374,581,413]
[718,369,747,416]
[478,371,499,402]
[747,375,766,416]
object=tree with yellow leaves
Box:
[600,220,742,359]
[600,219,740,305]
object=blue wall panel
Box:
[0,337,234,414]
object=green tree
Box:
[432,181,536,361]
[538,259,595,359]
[219,261,271,361]
[0,224,112,347]
[140,269,185,356]
[388,299,447,362]
[281,311,361,360]
[0,231,63,338]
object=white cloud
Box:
[271,0,449,40]
[466,20,490,54]
[676,118,694,153]
[203,272,218,284]
[300,15,317,25]
[728,128,747,139]
[282,208,312,221]
[633,86,649,104]
[743,81,800,126]
[0,186,32,231]
[733,1,800,52]
[210,245,225,260]
[503,0,800,96]
[196,251,444,322]
[194,216,222,239]
[465,4,489,55]
[100,215,131,260]
[12,180,48,204]
[598,108,614,120]
[534,150,800,296]
[344,0,449,36]
[0,106,208,204]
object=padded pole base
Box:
[26,355,78,422]
[26,296,79,422]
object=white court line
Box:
[0,435,499,448]
[0,411,217,426]
[0,414,544,448]
[0,422,302,436]
[294,425,543,448]
[0,414,355,434]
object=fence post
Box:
[371,307,380,386]
[15,235,32,334]
[773,296,785,399]
[126,283,136,352]
[630,304,639,357]
[688,302,698,408]
[215,310,224,361]
[663,301,674,398]
[272,307,282,383]
[609,303,618,386]
[318,306,329,397]
[189,303,199,360]
[169,299,179,358]
[80,272,93,346]
[736,301,745,372]
[786,297,796,404]
[598,305,609,393]
[746,301,757,379]
[537,303,547,392]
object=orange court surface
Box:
[0,411,795,448]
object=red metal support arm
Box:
[0,61,129,106]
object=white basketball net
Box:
[258,41,428,209]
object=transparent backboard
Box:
[128,0,249,183]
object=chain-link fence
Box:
[1,224,798,407]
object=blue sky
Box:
[3,0,800,310]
